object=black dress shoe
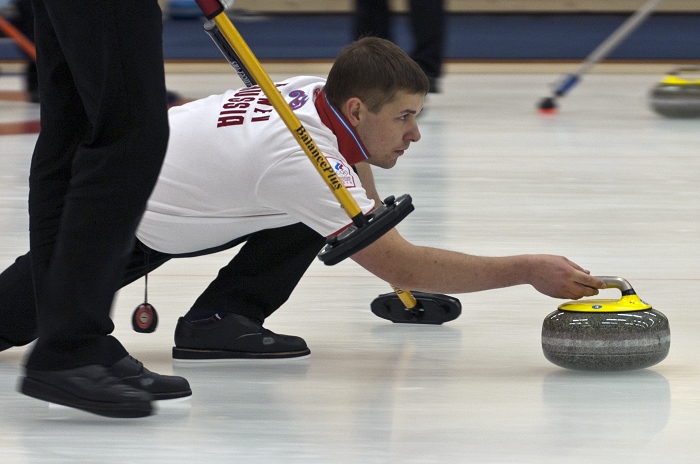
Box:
[173,313,310,360]
[109,355,192,400]
[20,365,153,418]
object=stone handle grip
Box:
[597,276,636,296]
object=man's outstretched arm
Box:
[351,162,604,299]
[350,228,605,300]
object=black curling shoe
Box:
[20,365,153,418]
[110,355,192,400]
[173,313,310,360]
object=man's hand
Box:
[525,255,606,299]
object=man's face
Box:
[352,91,424,169]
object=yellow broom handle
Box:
[211,14,363,221]
[390,285,418,309]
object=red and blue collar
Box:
[314,89,370,166]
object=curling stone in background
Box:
[541,276,669,371]
[649,66,700,118]
[371,287,461,324]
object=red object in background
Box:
[0,14,35,61]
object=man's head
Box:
[325,37,429,169]
[325,37,429,113]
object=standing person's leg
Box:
[354,0,391,40]
[26,0,168,370]
[174,223,325,360]
[22,0,186,417]
[409,0,445,92]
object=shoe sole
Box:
[150,389,193,400]
[172,346,311,360]
[20,377,153,418]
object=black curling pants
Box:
[25,0,169,370]
[0,223,326,347]
[354,0,445,79]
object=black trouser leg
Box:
[185,223,325,324]
[0,253,37,346]
[26,0,168,370]
[409,0,445,79]
[354,0,391,40]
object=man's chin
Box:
[379,157,399,169]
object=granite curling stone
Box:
[649,67,700,118]
[541,276,670,371]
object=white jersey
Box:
[136,76,375,255]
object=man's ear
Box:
[343,97,364,127]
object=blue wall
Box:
[2,14,698,61]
